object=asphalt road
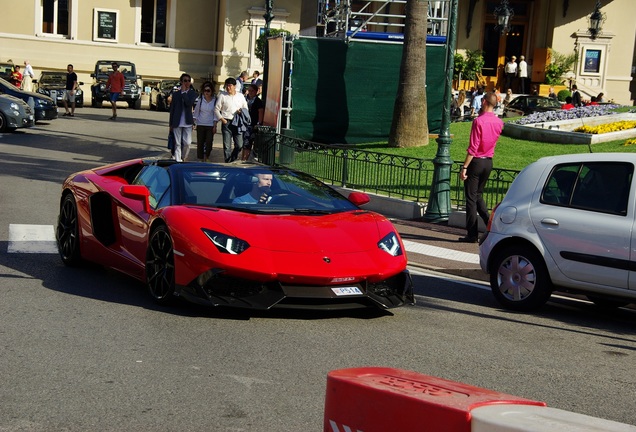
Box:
[0,107,635,431]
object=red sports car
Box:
[56,159,414,310]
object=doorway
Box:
[482,23,525,91]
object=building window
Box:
[42,0,69,35]
[141,0,167,44]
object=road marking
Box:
[6,224,479,265]
[403,239,479,264]
[8,224,58,254]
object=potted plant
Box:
[540,48,577,96]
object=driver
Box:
[232,172,272,204]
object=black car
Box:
[149,79,179,111]
[503,95,562,118]
[0,94,34,132]
[0,77,57,122]
[90,60,142,109]
[34,71,84,107]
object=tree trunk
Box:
[388,0,429,148]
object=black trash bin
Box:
[255,126,276,165]
[279,128,296,165]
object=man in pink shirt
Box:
[459,92,504,243]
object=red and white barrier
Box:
[323,367,546,432]
[471,404,636,432]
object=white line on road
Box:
[402,239,479,264]
[8,224,58,254]
[6,224,480,265]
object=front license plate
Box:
[331,286,363,296]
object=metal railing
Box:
[255,128,519,211]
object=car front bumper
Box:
[177,269,415,310]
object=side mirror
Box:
[32,79,38,84]
[78,81,84,86]
[90,73,96,78]
[120,185,153,214]
[348,191,370,206]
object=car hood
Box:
[195,208,383,253]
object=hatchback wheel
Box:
[146,225,176,305]
[0,112,6,132]
[56,193,82,266]
[490,245,551,311]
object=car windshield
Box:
[96,62,136,79]
[40,73,66,83]
[531,97,561,108]
[166,165,360,214]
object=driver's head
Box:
[254,173,272,189]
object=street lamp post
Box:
[423,0,459,223]
[262,0,274,102]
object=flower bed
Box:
[510,104,620,126]
[574,121,636,134]
[503,110,636,144]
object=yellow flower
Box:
[575,121,636,134]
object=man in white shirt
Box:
[517,55,528,94]
[504,56,517,93]
[22,60,35,92]
[214,77,249,162]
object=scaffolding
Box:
[318,0,450,42]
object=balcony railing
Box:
[256,128,519,211]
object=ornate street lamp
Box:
[261,0,274,101]
[494,0,514,35]
[588,0,606,40]
[423,0,459,223]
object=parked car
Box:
[0,61,15,81]
[34,71,84,107]
[0,94,34,132]
[149,79,179,111]
[90,60,142,109]
[480,153,636,311]
[56,159,414,311]
[503,95,562,118]
[0,77,57,122]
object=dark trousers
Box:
[505,73,515,92]
[196,125,214,160]
[464,158,492,239]
[221,121,244,162]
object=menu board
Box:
[94,9,118,42]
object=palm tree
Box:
[389,0,429,148]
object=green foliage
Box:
[462,49,485,81]
[255,29,292,62]
[544,48,578,85]
[557,89,571,101]
[453,53,466,81]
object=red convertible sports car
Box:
[56,159,414,310]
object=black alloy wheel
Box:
[146,225,176,304]
[56,193,82,266]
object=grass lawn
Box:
[354,118,636,172]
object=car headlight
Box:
[10,102,19,110]
[378,232,403,256]
[202,229,250,255]
[76,89,82,95]
[99,83,106,91]
[37,88,47,95]
[130,84,138,92]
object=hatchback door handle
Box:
[541,218,559,226]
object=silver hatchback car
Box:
[480,153,636,311]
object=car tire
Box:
[131,98,142,110]
[146,225,176,305]
[490,245,552,311]
[157,98,166,112]
[91,97,101,108]
[56,193,82,266]
[586,295,630,309]
[0,112,6,132]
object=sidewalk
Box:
[393,219,487,282]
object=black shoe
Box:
[458,236,478,243]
